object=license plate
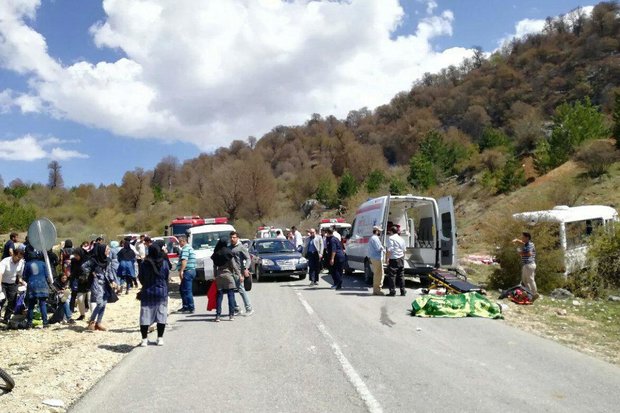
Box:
[280,265,296,271]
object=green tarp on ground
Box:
[411,292,504,319]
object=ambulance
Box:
[346,195,457,284]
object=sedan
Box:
[249,238,308,282]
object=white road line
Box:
[294,288,383,413]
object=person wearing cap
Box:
[368,226,385,296]
[0,245,25,324]
[385,225,406,296]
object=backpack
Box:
[499,285,534,305]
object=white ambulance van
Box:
[513,205,618,274]
[346,195,457,283]
[187,219,236,290]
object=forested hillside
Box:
[1,2,619,242]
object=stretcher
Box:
[426,270,484,295]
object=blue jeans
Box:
[234,277,252,311]
[216,289,236,317]
[27,298,48,326]
[90,302,106,323]
[180,269,196,311]
[61,300,72,320]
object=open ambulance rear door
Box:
[437,196,457,267]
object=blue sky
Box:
[0,0,592,187]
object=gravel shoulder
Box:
[0,279,182,413]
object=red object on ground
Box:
[206,282,217,311]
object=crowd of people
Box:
[0,229,258,346]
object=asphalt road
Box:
[70,274,620,413]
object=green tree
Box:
[337,171,358,201]
[541,98,610,169]
[408,154,436,190]
[479,127,511,152]
[365,169,385,193]
[389,177,408,195]
[497,156,526,194]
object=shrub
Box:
[337,171,358,201]
[574,140,620,178]
[487,217,564,293]
[586,224,620,289]
[365,169,385,193]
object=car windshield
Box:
[256,240,295,253]
[192,231,231,250]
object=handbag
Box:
[106,283,119,304]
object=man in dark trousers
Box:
[302,228,324,286]
[385,226,406,296]
[325,228,345,290]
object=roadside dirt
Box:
[0,280,182,413]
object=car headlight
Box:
[261,258,275,266]
[298,257,307,264]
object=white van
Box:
[513,205,618,274]
[187,222,236,286]
[346,194,457,283]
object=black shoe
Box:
[176,308,188,313]
[387,291,396,296]
[77,315,85,321]
[400,289,407,296]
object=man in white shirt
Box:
[291,226,303,252]
[332,226,342,241]
[385,226,406,296]
[0,247,25,323]
[275,230,286,239]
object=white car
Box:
[187,223,236,289]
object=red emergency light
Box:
[204,217,228,224]
[321,218,346,223]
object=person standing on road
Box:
[176,235,196,314]
[135,235,147,287]
[2,232,18,260]
[368,226,385,296]
[139,242,170,346]
[291,226,303,252]
[117,239,137,294]
[229,231,253,316]
[512,232,539,300]
[302,228,323,286]
[70,246,91,320]
[83,244,117,331]
[23,249,52,328]
[325,228,345,290]
[0,247,25,324]
[211,239,238,322]
[385,226,406,297]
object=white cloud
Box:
[0,0,473,149]
[0,134,88,161]
[498,5,595,49]
[426,1,438,15]
[49,147,89,161]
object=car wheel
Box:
[256,265,263,282]
[344,258,354,276]
[364,260,373,286]
[298,272,306,281]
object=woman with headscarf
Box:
[23,249,52,328]
[138,241,169,346]
[108,240,121,288]
[117,239,136,295]
[70,245,90,320]
[82,243,117,331]
[211,238,238,322]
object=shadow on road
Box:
[98,344,134,354]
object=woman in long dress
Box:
[138,242,169,346]
[83,244,117,331]
[211,239,238,322]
